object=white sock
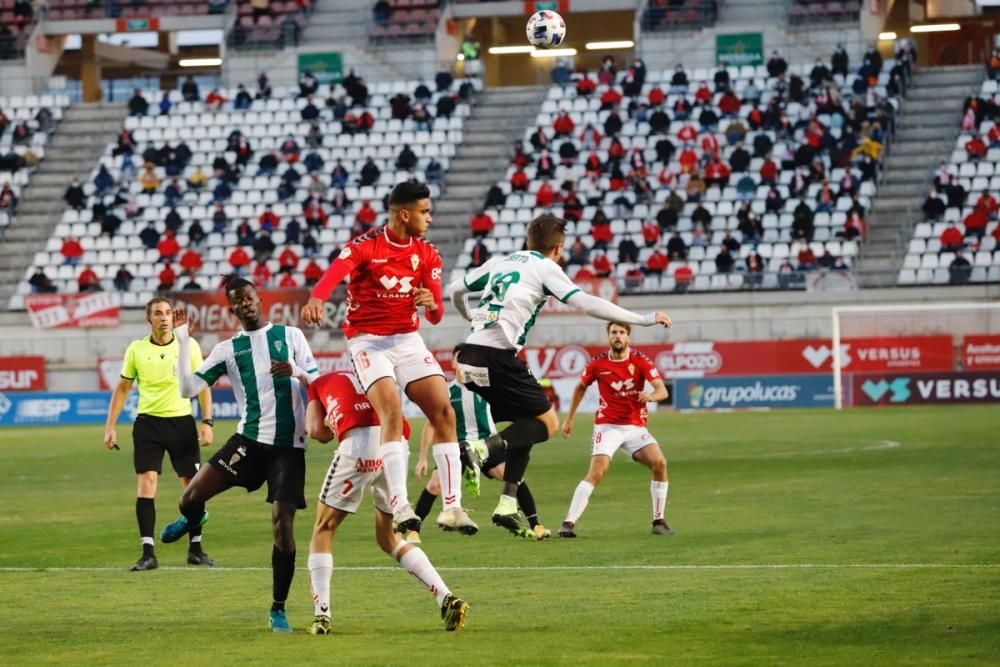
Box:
[651,481,669,521]
[432,442,462,510]
[380,440,410,510]
[140,536,154,546]
[399,546,450,607]
[565,480,594,524]
[308,552,333,617]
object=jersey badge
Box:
[628,363,635,376]
[274,340,284,353]
[339,247,352,259]
[410,254,420,271]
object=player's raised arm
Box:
[172,308,219,398]
[444,258,495,321]
[566,290,671,328]
[415,258,445,324]
[302,245,361,325]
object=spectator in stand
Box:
[949,252,972,285]
[303,258,323,286]
[797,246,818,271]
[185,165,208,191]
[61,235,83,266]
[279,134,301,162]
[139,164,159,195]
[704,156,731,188]
[669,64,689,94]
[77,265,101,292]
[573,265,596,280]
[234,84,253,110]
[592,217,613,250]
[412,103,432,131]
[253,261,271,288]
[992,223,1000,247]
[536,150,555,179]
[181,76,200,102]
[229,246,251,275]
[211,203,228,233]
[179,248,203,277]
[329,159,349,188]
[963,207,989,240]
[164,178,184,207]
[576,75,596,97]
[360,158,380,187]
[599,86,622,111]
[253,230,276,263]
[945,182,967,209]
[767,51,788,78]
[234,219,253,246]
[395,144,418,171]
[134,221,159,250]
[29,267,56,293]
[205,89,226,111]
[759,155,778,185]
[469,239,491,269]
[922,187,946,221]
[975,190,998,220]
[965,134,988,161]
[188,219,207,248]
[535,181,555,208]
[744,251,764,288]
[157,229,180,262]
[558,139,579,166]
[510,166,529,192]
[258,205,280,232]
[644,248,668,276]
[567,238,590,265]
[93,165,115,196]
[275,272,296,289]
[553,111,575,138]
[842,212,866,241]
[128,89,149,116]
[592,250,612,278]
[641,219,661,247]
[815,181,835,213]
[100,210,122,237]
[648,84,666,108]
[278,246,299,273]
[604,110,623,137]
[470,210,494,238]
[715,246,735,274]
[764,186,784,213]
[618,234,639,263]
[299,70,318,97]
[424,158,443,188]
[157,263,177,292]
[329,187,350,215]
[792,200,815,242]
[666,231,687,260]
[354,199,377,230]
[686,173,706,202]
[64,179,85,210]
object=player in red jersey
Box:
[558,322,674,537]
[303,370,469,635]
[301,182,474,536]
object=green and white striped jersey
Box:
[195,323,319,448]
[449,380,495,441]
[461,251,581,351]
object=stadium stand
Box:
[455,52,902,294]
[46,0,229,20]
[897,75,1000,287]
[0,94,67,236]
[11,77,479,309]
[0,0,39,59]
[230,0,312,48]
[369,0,441,43]
[641,0,719,31]
[788,0,861,25]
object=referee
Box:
[104,296,216,571]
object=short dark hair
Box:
[526,214,567,254]
[388,181,430,209]
[146,296,171,317]
[222,275,254,298]
[607,321,632,334]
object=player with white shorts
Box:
[304,370,469,635]
[559,322,675,537]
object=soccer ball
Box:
[526,10,566,49]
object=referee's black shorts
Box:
[455,343,552,423]
[132,414,200,477]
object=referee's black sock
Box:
[136,498,155,556]
[415,489,437,521]
[271,546,296,612]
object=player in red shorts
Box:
[303,370,468,635]
[558,322,674,537]
[301,182,474,535]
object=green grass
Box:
[1,405,999,665]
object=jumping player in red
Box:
[301,182,474,535]
[303,370,468,635]
[559,322,674,537]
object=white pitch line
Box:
[0,563,997,573]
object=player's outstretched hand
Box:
[415,456,428,480]
[104,426,117,450]
[653,311,672,328]
[561,416,574,439]
[413,287,437,312]
[199,423,214,447]
[302,297,325,325]
[172,305,195,334]
[270,360,294,378]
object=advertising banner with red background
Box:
[167,288,325,334]
[25,292,121,329]
[0,356,46,391]
[962,335,1000,370]
[849,372,1000,406]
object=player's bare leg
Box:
[560,454,611,538]
[406,375,476,534]
[167,474,215,565]
[306,504,348,635]
[374,510,468,631]
[366,377,420,532]
[633,444,674,535]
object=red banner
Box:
[962,335,1000,370]
[25,293,121,329]
[0,356,46,391]
[168,288,338,334]
[849,372,1000,406]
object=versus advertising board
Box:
[0,356,46,391]
[849,372,1000,406]
[673,375,835,410]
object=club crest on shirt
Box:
[410,254,420,271]
[274,340,284,353]
[628,363,635,375]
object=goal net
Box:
[831,302,1000,409]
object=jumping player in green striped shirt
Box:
[167,277,319,633]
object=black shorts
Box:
[132,414,200,477]
[209,433,307,509]
[455,344,551,423]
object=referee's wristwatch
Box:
[201,419,215,426]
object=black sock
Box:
[517,482,539,528]
[415,488,437,521]
[271,545,296,611]
[188,535,204,554]
[499,419,549,487]
[136,497,155,545]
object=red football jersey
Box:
[310,226,444,338]
[580,349,661,426]
[306,371,411,442]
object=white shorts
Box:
[591,424,658,459]
[317,426,392,514]
[347,332,444,393]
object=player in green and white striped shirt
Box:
[167,277,319,634]
[411,378,551,542]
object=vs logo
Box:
[610,378,635,393]
[861,378,911,403]
[379,274,414,293]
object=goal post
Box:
[831,302,1000,409]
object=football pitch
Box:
[1,405,998,665]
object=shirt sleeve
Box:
[193,341,229,387]
[540,260,583,303]
[291,327,320,379]
[120,342,137,380]
[422,245,445,325]
[189,338,204,372]
[309,242,364,301]
[461,257,496,292]
[640,354,661,382]
[580,359,597,386]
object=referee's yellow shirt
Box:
[121,335,204,417]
